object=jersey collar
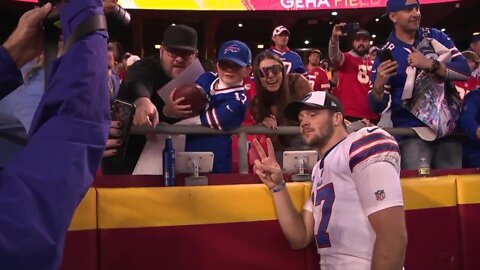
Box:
[270,46,291,54]
[388,28,423,48]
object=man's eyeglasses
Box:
[258,64,283,78]
[163,47,196,59]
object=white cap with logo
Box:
[272,25,290,37]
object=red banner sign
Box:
[244,0,459,11]
[119,0,460,11]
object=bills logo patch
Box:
[224,45,240,53]
[375,190,386,201]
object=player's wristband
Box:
[270,181,286,193]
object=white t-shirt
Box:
[304,127,403,270]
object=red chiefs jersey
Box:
[455,76,480,100]
[333,52,379,120]
[242,76,257,126]
[307,66,330,92]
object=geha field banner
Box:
[118,0,459,11]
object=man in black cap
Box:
[329,24,380,124]
[253,91,407,269]
[105,24,198,174]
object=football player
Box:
[253,91,407,269]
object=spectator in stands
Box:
[369,46,379,60]
[126,54,140,68]
[455,51,480,99]
[369,0,470,170]
[306,49,330,91]
[459,87,480,168]
[163,40,251,173]
[106,24,198,174]
[266,25,306,74]
[0,1,109,268]
[329,26,380,123]
[469,33,480,79]
[108,42,121,98]
[0,56,45,168]
[250,51,312,159]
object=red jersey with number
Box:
[333,52,379,120]
[307,66,330,92]
[242,76,256,126]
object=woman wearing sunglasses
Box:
[250,52,313,159]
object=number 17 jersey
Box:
[303,127,403,269]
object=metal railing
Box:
[131,125,424,174]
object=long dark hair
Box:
[251,52,293,125]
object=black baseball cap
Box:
[162,25,198,51]
[354,29,371,39]
[284,92,344,121]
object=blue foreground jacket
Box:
[0,0,110,269]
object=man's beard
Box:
[353,45,368,57]
[303,118,335,149]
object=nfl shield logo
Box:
[375,190,386,201]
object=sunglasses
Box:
[163,47,196,59]
[258,64,283,78]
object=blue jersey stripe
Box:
[350,132,396,154]
[349,142,400,171]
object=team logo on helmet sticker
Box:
[375,190,386,201]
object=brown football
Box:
[172,84,208,116]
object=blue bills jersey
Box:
[185,72,248,173]
[267,47,307,74]
[369,28,470,129]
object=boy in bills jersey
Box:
[253,91,407,269]
[266,25,306,74]
[166,40,250,173]
[329,27,380,123]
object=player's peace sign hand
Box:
[253,138,284,189]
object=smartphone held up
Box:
[341,22,360,35]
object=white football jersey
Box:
[304,127,403,270]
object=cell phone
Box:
[379,49,394,62]
[110,99,135,158]
[341,22,360,34]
